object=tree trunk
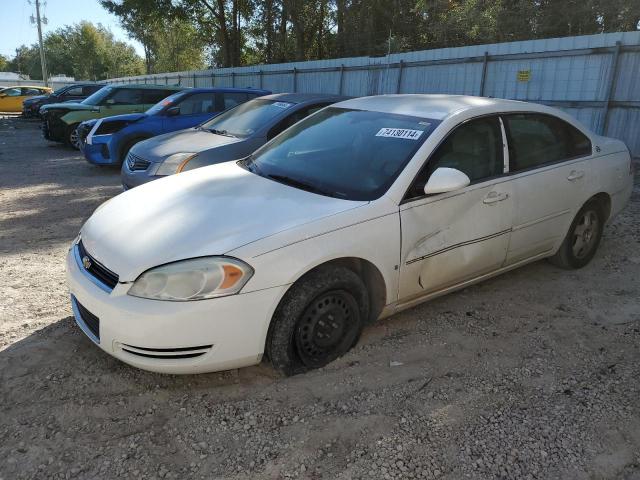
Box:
[278,1,287,62]
[336,0,345,57]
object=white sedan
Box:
[66,95,634,375]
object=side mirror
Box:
[166,106,180,117]
[424,167,470,195]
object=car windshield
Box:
[52,87,68,96]
[82,86,112,106]
[240,107,440,201]
[145,91,187,115]
[200,98,294,138]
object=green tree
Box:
[8,22,144,81]
[154,19,206,72]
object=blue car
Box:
[78,87,271,166]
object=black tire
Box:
[118,137,147,166]
[266,266,369,376]
[65,123,80,149]
[549,199,605,269]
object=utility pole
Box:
[33,0,49,86]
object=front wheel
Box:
[549,200,605,269]
[65,123,81,150]
[266,266,369,376]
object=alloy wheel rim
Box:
[295,290,358,368]
[70,129,80,149]
[571,210,599,259]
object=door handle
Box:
[483,191,509,204]
[567,170,585,181]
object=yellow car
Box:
[0,85,52,112]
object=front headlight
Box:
[127,256,253,301]
[155,152,197,175]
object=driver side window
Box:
[406,116,504,199]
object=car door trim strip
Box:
[511,209,571,232]
[405,228,512,265]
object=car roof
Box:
[184,87,271,95]
[61,83,100,88]
[1,85,50,90]
[334,94,549,120]
[260,93,352,104]
[103,84,184,90]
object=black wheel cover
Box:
[294,290,360,368]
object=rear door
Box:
[399,115,514,300]
[502,113,592,264]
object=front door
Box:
[399,115,514,300]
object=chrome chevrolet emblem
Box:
[82,256,92,270]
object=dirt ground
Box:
[1,117,639,480]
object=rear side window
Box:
[64,86,84,96]
[109,88,144,105]
[177,93,216,114]
[503,113,591,172]
[83,85,101,95]
[267,103,331,140]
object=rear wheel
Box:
[549,200,605,269]
[266,266,369,376]
[65,123,81,149]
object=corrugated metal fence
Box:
[106,31,640,155]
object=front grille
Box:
[74,297,100,340]
[126,151,151,171]
[77,241,119,290]
[121,344,213,360]
[77,123,92,145]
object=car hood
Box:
[101,112,147,124]
[42,102,92,112]
[132,128,242,163]
[80,161,366,281]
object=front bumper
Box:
[42,117,66,142]
[66,243,285,374]
[82,134,114,165]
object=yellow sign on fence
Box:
[517,70,531,82]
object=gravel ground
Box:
[1,117,639,480]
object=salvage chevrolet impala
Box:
[66,95,633,375]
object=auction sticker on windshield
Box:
[273,102,294,109]
[375,128,424,140]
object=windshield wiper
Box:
[207,128,236,138]
[267,174,338,197]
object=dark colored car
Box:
[78,87,270,166]
[41,84,184,149]
[121,93,350,189]
[22,84,102,118]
